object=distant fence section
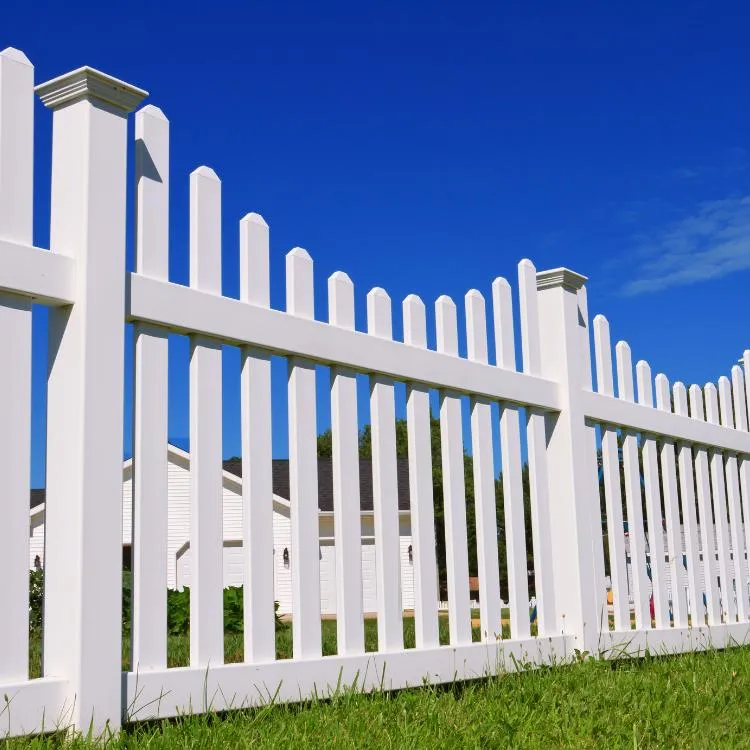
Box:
[2,48,750,739]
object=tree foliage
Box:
[318,418,535,599]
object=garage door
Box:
[319,542,337,615]
[362,541,377,614]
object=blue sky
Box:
[5,1,750,485]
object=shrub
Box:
[30,570,286,636]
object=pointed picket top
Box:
[491,277,515,371]
[286,247,314,318]
[135,103,169,279]
[718,376,735,429]
[655,373,671,412]
[744,352,750,422]
[403,294,427,348]
[0,47,32,66]
[189,165,221,294]
[241,211,268,227]
[436,295,458,356]
[465,289,488,365]
[593,316,614,396]
[138,103,167,121]
[367,287,392,339]
[240,212,269,307]
[615,341,635,402]
[635,361,653,407]
[689,384,706,422]
[328,272,354,329]
[673,382,689,418]
[0,44,33,245]
[518,259,541,375]
[731,366,748,431]
[704,383,720,426]
[192,165,219,181]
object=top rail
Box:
[127,271,562,410]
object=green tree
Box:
[317,417,536,600]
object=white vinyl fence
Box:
[2,49,750,739]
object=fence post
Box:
[535,268,600,655]
[36,68,147,735]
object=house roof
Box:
[30,457,413,514]
[222,458,412,513]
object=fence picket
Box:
[367,288,404,651]
[673,382,703,625]
[635,361,668,628]
[719,376,747,619]
[465,290,502,641]
[615,342,650,629]
[732,364,750,616]
[705,383,735,622]
[240,213,275,663]
[655,374,688,626]
[287,248,322,658]
[0,47,33,682]
[436,295,472,645]
[515,263,552,635]
[593,316,629,630]
[689,385,721,625]
[403,295,440,649]
[132,104,169,671]
[577,288,607,629]
[188,166,224,667]
[329,272,364,655]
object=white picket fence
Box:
[2,48,750,739]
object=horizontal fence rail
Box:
[1,47,750,740]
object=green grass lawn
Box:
[11,643,750,748]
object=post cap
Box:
[36,66,148,113]
[536,267,587,292]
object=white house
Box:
[29,444,416,615]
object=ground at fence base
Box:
[8,645,750,748]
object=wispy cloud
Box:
[621,196,750,295]
[672,167,698,180]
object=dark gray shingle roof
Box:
[30,459,413,513]
[222,458,412,513]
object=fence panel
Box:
[5,49,750,740]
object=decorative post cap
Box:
[536,267,588,292]
[36,66,148,112]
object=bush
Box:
[30,570,286,636]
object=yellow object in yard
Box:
[607,590,613,605]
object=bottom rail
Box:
[599,623,750,658]
[125,636,572,722]
[0,677,71,738]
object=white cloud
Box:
[621,196,750,295]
